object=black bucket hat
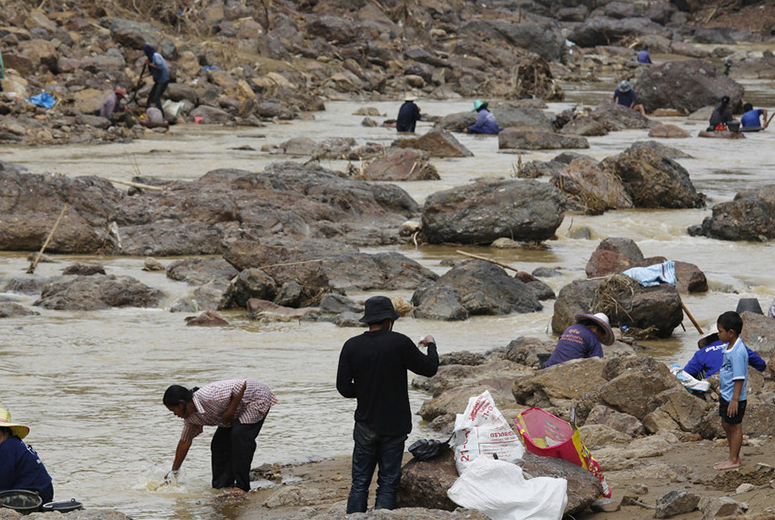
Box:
[360,296,400,324]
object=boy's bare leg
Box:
[714,421,742,470]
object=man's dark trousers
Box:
[210,416,266,491]
[346,421,407,513]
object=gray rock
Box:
[655,490,700,519]
[394,130,473,158]
[568,16,672,47]
[505,336,555,368]
[699,496,748,520]
[322,252,438,292]
[362,149,439,181]
[34,275,163,310]
[274,281,304,307]
[636,60,745,113]
[421,179,565,244]
[499,128,589,150]
[526,279,555,300]
[689,186,775,242]
[166,257,238,286]
[190,105,232,124]
[434,111,476,133]
[412,286,469,321]
[333,311,363,327]
[413,260,541,318]
[224,268,278,308]
[3,276,53,295]
[0,302,40,318]
[584,405,645,437]
[629,140,693,159]
[318,293,361,314]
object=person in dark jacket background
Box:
[396,94,421,132]
[467,99,501,134]
[337,296,439,513]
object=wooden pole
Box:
[27,203,68,274]
[107,178,164,191]
[765,111,775,129]
[455,250,520,273]
[256,258,325,270]
[679,296,703,334]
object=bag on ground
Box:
[453,390,524,474]
[408,435,452,461]
[515,407,611,498]
[447,455,568,520]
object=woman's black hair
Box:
[163,385,199,406]
[743,103,753,112]
[0,426,17,438]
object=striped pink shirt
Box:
[180,380,277,442]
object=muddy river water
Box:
[2,75,775,519]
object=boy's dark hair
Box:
[717,311,743,335]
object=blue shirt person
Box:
[637,46,652,64]
[720,337,749,402]
[143,44,170,109]
[713,311,747,471]
[467,100,501,135]
[613,80,646,116]
[683,332,766,379]
[740,103,769,130]
[544,313,615,368]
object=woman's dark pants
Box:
[210,416,266,492]
[346,421,407,514]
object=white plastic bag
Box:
[447,455,568,520]
[670,363,711,392]
[453,390,525,474]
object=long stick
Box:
[679,296,703,334]
[456,250,520,273]
[765,111,775,129]
[257,258,325,270]
[107,178,164,191]
[129,63,147,106]
[27,203,68,274]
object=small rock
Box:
[143,257,165,271]
[61,264,106,276]
[655,490,700,519]
[631,483,649,495]
[25,252,56,263]
[184,310,229,327]
[590,497,622,512]
[734,483,755,494]
[568,227,591,239]
[699,496,748,520]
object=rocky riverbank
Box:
[224,332,775,520]
[1,0,774,145]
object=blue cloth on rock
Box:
[622,260,676,287]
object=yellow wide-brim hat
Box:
[0,408,30,439]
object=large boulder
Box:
[636,60,745,113]
[567,17,672,47]
[599,357,683,420]
[397,450,602,515]
[741,310,775,358]
[499,128,589,150]
[117,164,419,256]
[421,179,565,244]
[491,105,555,133]
[394,130,473,158]
[601,147,705,209]
[34,275,163,310]
[0,171,123,253]
[321,252,438,291]
[590,100,654,131]
[166,257,238,286]
[551,157,633,215]
[458,20,566,61]
[551,276,683,338]
[435,112,477,133]
[688,186,775,241]
[412,260,542,319]
[362,149,439,181]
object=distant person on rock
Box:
[683,331,766,380]
[396,94,421,133]
[708,95,733,131]
[713,311,748,471]
[100,87,129,126]
[337,296,439,513]
[613,80,646,117]
[740,103,769,131]
[142,103,169,130]
[467,99,501,134]
[0,409,54,504]
[722,59,733,76]
[544,313,615,369]
[143,44,169,110]
[637,45,652,64]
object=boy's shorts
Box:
[719,398,747,424]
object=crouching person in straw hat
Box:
[0,408,54,503]
[163,379,277,495]
[337,296,439,513]
[544,312,615,369]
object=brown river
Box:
[1,73,775,519]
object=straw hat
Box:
[574,312,615,346]
[0,408,30,439]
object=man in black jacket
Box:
[337,296,439,513]
[396,94,421,132]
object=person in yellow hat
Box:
[0,408,54,503]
